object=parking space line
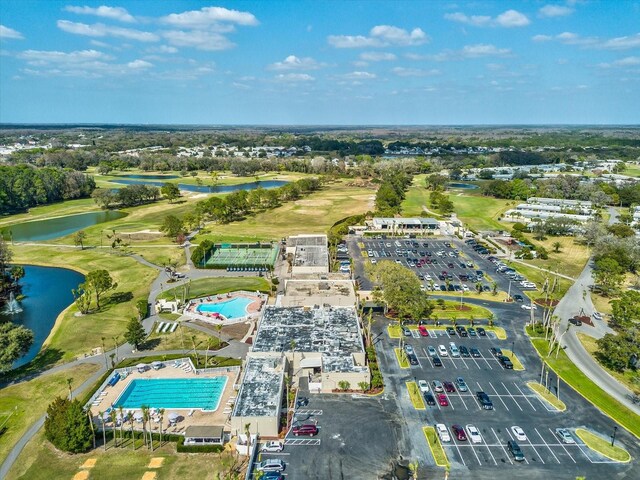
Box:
[486,383,509,411]
[512,382,537,411]
[478,352,493,369]
[467,440,483,465]
[450,439,466,466]
[491,428,513,465]
[547,428,577,463]
[481,435,498,465]
[454,388,469,410]
[458,356,471,370]
[535,428,561,464]
[445,392,454,410]
[500,382,523,411]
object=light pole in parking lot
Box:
[611,426,618,447]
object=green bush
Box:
[45,397,93,453]
[176,436,225,453]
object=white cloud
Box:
[341,71,376,79]
[537,32,640,50]
[162,30,234,51]
[458,44,511,58]
[57,20,158,42]
[538,5,574,18]
[598,56,640,68]
[0,25,24,40]
[64,5,136,23]
[160,6,258,28]
[328,25,429,48]
[445,9,529,28]
[599,34,640,50]
[274,73,315,82]
[17,48,151,78]
[391,66,440,77]
[147,45,178,54]
[360,51,396,61]
[532,34,553,42]
[268,55,324,71]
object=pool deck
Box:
[182,291,266,325]
[88,364,239,435]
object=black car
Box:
[476,327,486,336]
[490,347,503,357]
[569,316,583,326]
[459,345,470,357]
[468,327,476,336]
[408,353,419,365]
[508,440,525,461]
[498,355,514,369]
[424,392,436,405]
[513,294,524,302]
[456,326,468,337]
[476,391,494,410]
[432,356,443,367]
[470,347,481,357]
[296,397,309,408]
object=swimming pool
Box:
[114,377,227,411]
[196,296,253,319]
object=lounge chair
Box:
[188,409,195,417]
[156,322,165,333]
[169,323,178,333]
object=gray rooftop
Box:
[293,245,328,267]
[373,217,439,225]
[232,356,284,418]
[288,234,327,247]
[253,306,364,356]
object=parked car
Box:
[443,381,456,393]
[419,325,429,336]
[262,472,285,480]
[476,327,486,336]
[449,343,460,357]
[569,316,583,326]
[498,355,514,369]
[455,377,468,392]
[466,424,482,444]
[446,327,456,336]
[432,356,442,367]
[404,344,415,355]
[256,459,286,472]
[490,347,503,357]
[470,347,481,358]
[402,326,411,336]
[467,327,476,337]
[513,294,524,302]
[296,397,309,408]
[555,428,575,444]
[438,394,449,406]
[424,392,436,406]
[511,426,527,441]
[418,380,430,393]
[436,423,451,442]
[408,353,419,365]
[427,346,437,357]
[459,345,470,357]
[292,424,318,436]
[476,391,493,410]
[507,440,525,461]
[451,425,467,441]
[261,441,284,453]
[438,344,449,357]
[432,380,444,392]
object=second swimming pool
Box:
[195,296,254,319]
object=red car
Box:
[418,326,429,337]
[443,381,456,393]
[292,424,318,436]
[451,425,467,441]
[438,394,449,406]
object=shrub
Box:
[176,436,225,453]
[44,397,93,453]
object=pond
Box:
[1,265,84,368]
[448,182,479,190]
[110,178,289,194]
[3,210,127,242]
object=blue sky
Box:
[0,0,639,124]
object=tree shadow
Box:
[140,338,161,350]
[0,347,65,385]
[107,291,134,305]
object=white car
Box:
[466,425,482,444]
[555,428,575,444]
[418,380,430,393]
[404,344,415,355]
[424,273,432,280]
[521,304,537,310]
[370,259,377,265]
[511,426,527,441]
[438,344,448,357]
[462,284,470,292]
[436,423,451,442]
[427,346,437,357]
[261,441,284,452]
[449,342,460,357]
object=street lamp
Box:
[611,426,618,447]
[511,341,515,358]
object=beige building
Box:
[278,278,357,308]
[286,234,329,275]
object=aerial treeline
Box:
[481,175,640,206]
[374,171,412,216]
[91,184,161,209]
[191,177,323,225]
[0,165,95,214]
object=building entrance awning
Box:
[299,357,322,369]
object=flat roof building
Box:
[371,217,440,233]
[278,278,357,308]
[286,234,329,275]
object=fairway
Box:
[448,193,512,232]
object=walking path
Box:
[553,261,640,415]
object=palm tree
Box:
[87,408,96,449]
[99,411,107,451]
[140,406,149,448]
[215,323,223,347]
[408,460,419,479]
[113,335,119,364]
[487,312,495,328]
[118,406,125,447]
[204,338,213,368]
[129,413,135,450]
[158,408,165,447]
[101,337,108,369]
[110,409,118,447]
[244,423,252,455]
[66,377,73,400]
[191,335,200,366]
[552,241,562,253]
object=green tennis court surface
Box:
[203,243,279,268]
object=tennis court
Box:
[202,243,279,270]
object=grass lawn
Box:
[130,246,187,268]
[520,235,591,280]
[401,175,442,217]
[431,300,492,320]
[528,331,640,438]
[10,245,157,367]
[622,164,640,178]
[197,180,375,243]
[434,290,509,302]
[526,381,566,411]
[406,382,426,410]
[0,198,99,229]
[387,325,402,338]
[0,363,100,464]
[590,292,613,315]
[448,193,513,232]
[505,260,574,300]
[145,324,222,353]
[422,426,450,468]
[576,333,638,393]
[394,348,410,369]
[500,349,525,370]
[6,430,246,480]
[158,277,270,301]
[575,428,631,463]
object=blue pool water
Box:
[196,296,253,319]
[114,377,228,411]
